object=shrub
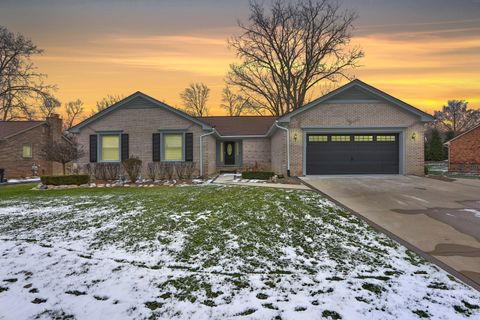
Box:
[41,175,89,186]
[122,157,142,183]
[184,162,196,179]
[174,162,185,179]
[424,165,429,175]
[146,162,158,181]
[241,171,275,180]
[163,163,175,180]
[83,163,94,178]
[94,163,121,180]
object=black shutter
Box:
[185,133,193,162]
[89,135,97,163]
[121,134,129,161]
[152,133,161,161]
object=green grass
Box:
[1,183,478,319]
[0,183,396,275]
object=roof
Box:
[277,79,435,123]
[444,123,480,145]
[68,91,212,133]
[0,121,46,140]
[198,116,278,136]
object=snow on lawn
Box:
[0,185,479,320]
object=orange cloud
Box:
[33,27,480,116]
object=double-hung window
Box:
[100,135,120,162]
[163,133,183,161]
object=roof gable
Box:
[68,92,212,133]
[278,79,434,123]
[323,85,380,103]
[445,123,480,145]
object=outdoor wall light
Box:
[411,132,417,141]
[293,132,298,141]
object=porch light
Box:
[411,132,417,141]
[293,132,298,141]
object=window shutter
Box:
[185,133,193,162]
[152,133,161,162]
[121,134,129,161]
[89,135,97,163]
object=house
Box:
[445,123,480,173]
[68,79,433,177]
[0,114,64,178]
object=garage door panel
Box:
[306,133,399,175]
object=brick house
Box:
[0,115,64,179]
[445,123,480,173]
[69,79,433,177]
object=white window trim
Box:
[98,133,121,163]
[161,132,185,162]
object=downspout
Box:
[199,128,216,177]
[275,121,290,177]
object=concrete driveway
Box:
[301,175,480,290]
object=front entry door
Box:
[224,141,235,165]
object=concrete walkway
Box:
[301,175,480,290]
[214,174,310,190]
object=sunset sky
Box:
[1,0,479,115]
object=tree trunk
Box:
[62,163,66,176]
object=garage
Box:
[306,133,399,174]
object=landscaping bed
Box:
[0,184,479,319]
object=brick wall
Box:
[448,126,480,173]
[270,129,286,174]
[281,102,426,176]
[0,122,62,179]
[74,100,217,176]
[242,138,271,171]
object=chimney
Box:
[46,114,63,140]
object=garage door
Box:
[306,133,399,174]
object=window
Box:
[377,135,396,142]
[22,144,32,158]
[331,135,350,142]
[219,142,224,162]
[101,135,120,161]
[309,135,328,142]
[354,135,373,142]
[164,133,183,161]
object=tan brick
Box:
[73,101,217,176]
[279,102,426,176]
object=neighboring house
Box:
[445,123,480,173]
[0,115,64,178]
[69,79,433,177]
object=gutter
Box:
[274,121,290,176]
[199,128,216,177]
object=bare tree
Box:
[180,83,210,116]
[434,100,480,136]
[226,0,363,116]
[39,96,61,118]
[93,94,124,115]
[64,99,85,130]
[221,86,255,116]
[0,26,56,121]
[41,139,85,175]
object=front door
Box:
[224,141,235,165]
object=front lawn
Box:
[0,184,479,319]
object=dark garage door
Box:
[306,133,399,174]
